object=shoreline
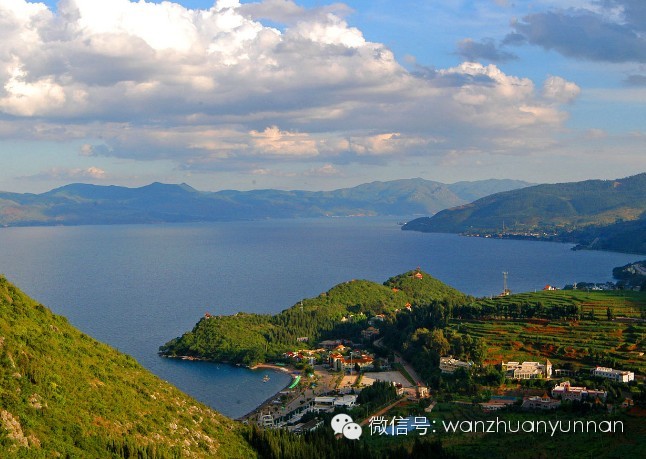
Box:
[238,365,299,422]
[160,355,300,421]
[249,363,291,373]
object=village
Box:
[246,325,639,435]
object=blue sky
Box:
[1,0,644,192]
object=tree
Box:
[429,329,450,356]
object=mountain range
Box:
[0,178,532,226]
[403,173,646,254]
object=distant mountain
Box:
[403,173,646,254]
[0,178,532,226]
[0,276,255,457]
[447,179,533,202]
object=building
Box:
[522,394,561,410]
[591,366,635,383]
[258,413,275,427]
[290,418,324,434]
[312,395,357,413]
[333,394,358,408]
[502,360,552,379]
[439,357,473,374]
[552,381,607,402]
[329,352,374,372]
[319,339,341,349]
[480,398,516,412]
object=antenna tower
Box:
[502,271,509,296]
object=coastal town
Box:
[159,267,644,456]
[245,332,640,436]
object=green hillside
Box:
[160,270,468,365]
[403,173,646,254]
[0,276,255,458]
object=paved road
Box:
[374,338,424,386]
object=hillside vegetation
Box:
[160,271,468,365]
[403,173,646,254]
[0,276,255,458]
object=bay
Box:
[0,218,639,418]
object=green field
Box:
[450,290,646,374]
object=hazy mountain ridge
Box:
[403,173,646,254]
[0,178,532,226]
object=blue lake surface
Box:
[0,218,639,418]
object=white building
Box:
[312,395,357,413]
[591,366,635,383]
[439,357,473,374]
[502,360,552,379]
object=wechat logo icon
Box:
[331,414,362,440]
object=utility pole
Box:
[502,271,510,296]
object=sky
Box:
[0,0,644,193]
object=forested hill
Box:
[0,276,256,458]
[0,178,531,226]
[402,173,646,254]
[159,270,469,365]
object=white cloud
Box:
[543,76,581,103]
[250,126,319,157]
[0,0,582,174]
[26,166,107,181]
[304,164,340,176]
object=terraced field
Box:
[475,290,645,319]
[450,291,645,374]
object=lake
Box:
[0,218,639,418]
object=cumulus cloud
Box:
[542,76,581,103]
[250,126,319,157]
[508,1,646,63]
[0,0,580,174]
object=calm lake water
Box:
[0,218,639,418]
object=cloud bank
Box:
[508,0,646,64]
[0,0,580,176]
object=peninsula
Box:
[162,269,645,458]
[402,172,646,255]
